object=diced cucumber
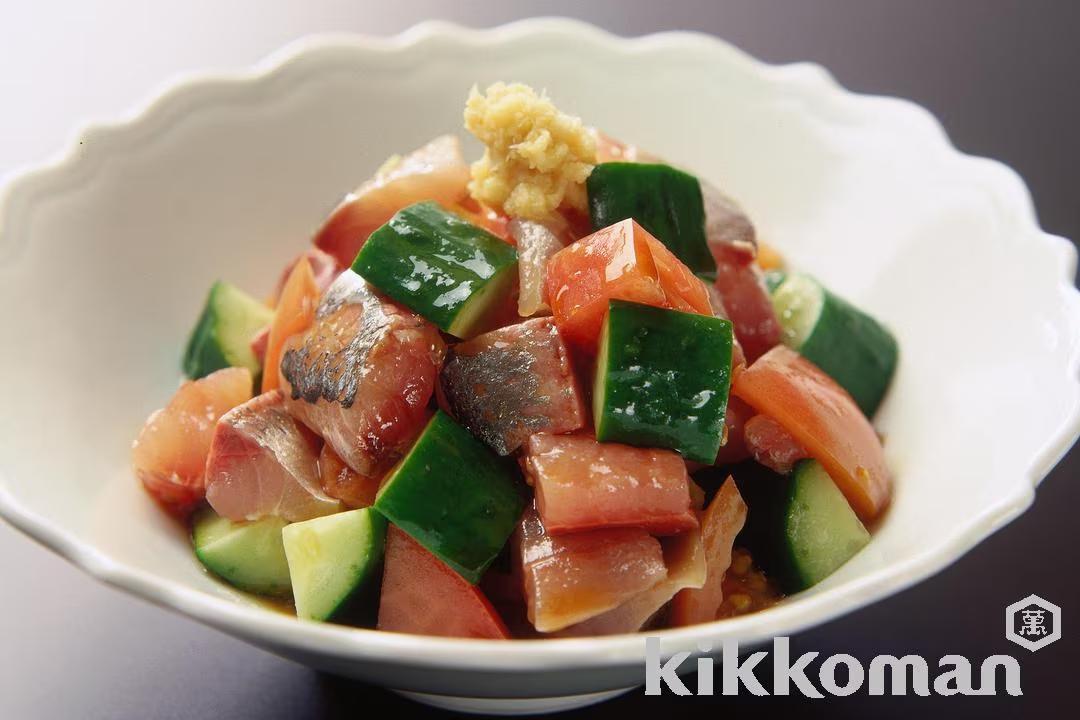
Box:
[782,460,871,590]
[373,411,525,584]
[771,272,898,417]
[281,507,387,623]
[183,281,273,380]
[736,459,870,593]
[352,201,518,338]
[192,506,291,597]
[772,273,825,349]
[593,300,733,463]
[587,163,713,273]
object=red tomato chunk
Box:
[439,317,586,455]
[378,526,510,639]
[544,219,712,350]
[734,345,891,519]
[270,247,341,307]
[523,434,697,535]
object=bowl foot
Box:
[391,686,635,715]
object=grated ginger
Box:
[464,82,596,221]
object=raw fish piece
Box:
[516,507,666,633]
[205,391,341,522]
[524,433,696,535]
[557,525,706,636]
[280,271,445,477]
[440,317,584,455]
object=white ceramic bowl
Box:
[1,18,1078,715]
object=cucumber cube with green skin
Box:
[183,281,273,380]
[192,506,291,597]
[594,300,733,463]
[587,162,713,274]
[771,272,898,417]
[352,201,518,338]
[736,460,870,593]
[373,411,526,584]
[282,507,387,624]
[782,460,871,590]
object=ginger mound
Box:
[464,82,597,222]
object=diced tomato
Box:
[313,135,470,267]
[132,367,253,514]
[269,247,340,307]
[516,507,667,633]
[523,434,697,535]
[262,257,319,393]
[733,345,891,519]
[279,271,445,478]
[712,243,780,362]
[714,395,755,465]
[544,219,713,349]
[744,414,808,475]
[650,241,714,315]
[558,524,706,636]
[205,391,341,522]
[439,318,586,455]
[670,477,747,626]
[546,221,667,349]
[318,443,381,509]
[378,526,510,639]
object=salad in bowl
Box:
[131,82,897,639]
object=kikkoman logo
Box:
[646,596,1061,697]
[1006,594,1061,652]
[644,638,1023,697]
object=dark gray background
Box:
[1,1,1077,717]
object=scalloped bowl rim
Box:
[1,18,1078,673]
